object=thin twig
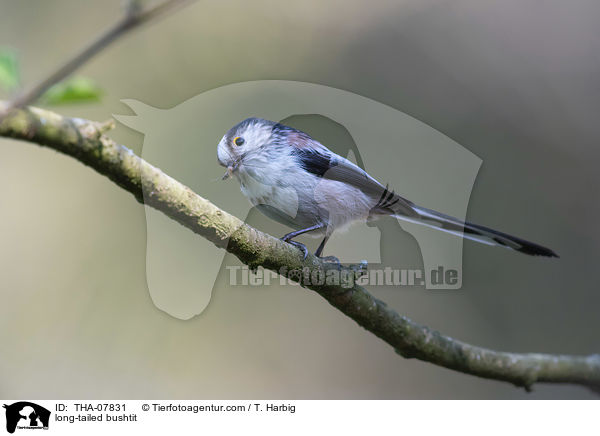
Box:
[1,104,599,393]
[0,0,194,120]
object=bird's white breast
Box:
[237,164,301,220]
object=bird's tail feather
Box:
[391,205,558,258]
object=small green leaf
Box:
[0,48,20,92]
[41,76,103,105]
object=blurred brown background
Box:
[0,0,598,399]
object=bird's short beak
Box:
[217,142,231,168]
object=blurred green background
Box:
[0,0,598,399]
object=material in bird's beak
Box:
[222,165,234,180]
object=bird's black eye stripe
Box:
[234,136,245,146]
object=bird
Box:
[217,117,558,260]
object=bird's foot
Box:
[282,239,308,260]
[349,260,369,276]
[318,255,341,265]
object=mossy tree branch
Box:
[1,104,599,392]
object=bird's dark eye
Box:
[233,136,245,146]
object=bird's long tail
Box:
[390,204,558,258]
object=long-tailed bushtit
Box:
[217,117,558,260]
